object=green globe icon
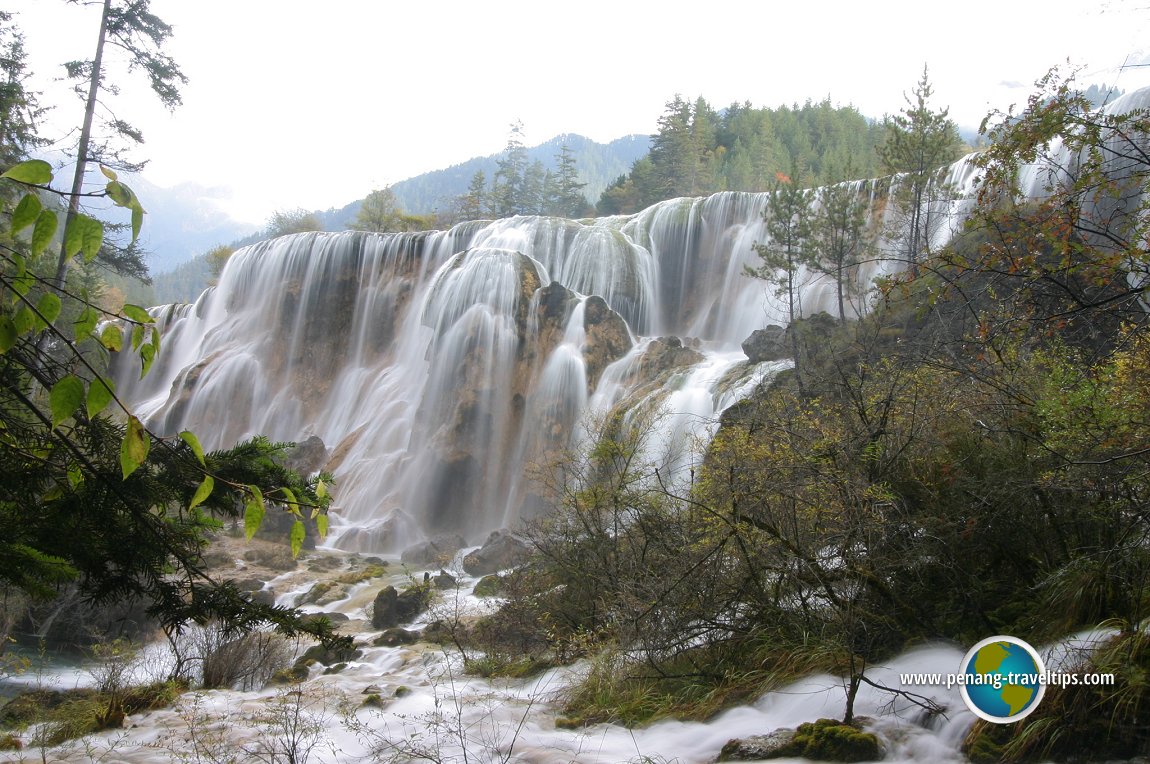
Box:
[960,636,1046,723]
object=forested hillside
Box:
[597,95,893,213]
[316,133,651,228]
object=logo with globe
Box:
[960,636,1047,723]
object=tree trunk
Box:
[53,0,111,290]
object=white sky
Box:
[9,0,1150,225]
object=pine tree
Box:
[550,143,588,217]
[492,121,528,217]
[879,65,965,275]
[747,166,812,384]
[54,0,187,289]
[457,170,489,221]
[0,14,46,181]
[650,95,696,199]
[807,165,873,322]
[523,159,547,215]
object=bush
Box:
[199,628,291,690]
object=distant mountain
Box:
[150,133,651,303]
[106,174,257,274]
[317,133,651,228]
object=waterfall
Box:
[115,155,982,553]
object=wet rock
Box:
[639,335,705,377]
[298,581,349,607]
[269,664,310,684]
[297,642,362,667]
[298,612,349,629]
[373,628,418,647]
[583,295,632,388]
[473,574,504,597]
[228,576,267,593]
[432,570,458,590]
[282,435,328,475]
[538,280,578,327]
[370,584,430,629]
[720,719,882,762]
[400,533,467,566]
[362,693,386,708]
[741,325,788,362]
[420,620,456,644]
[462,530,531,576]
[242,544,298,571]
[718,729,796,761]
[249,589,277,606]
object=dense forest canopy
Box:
[596,94,891,214]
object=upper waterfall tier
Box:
[115,154,986,551]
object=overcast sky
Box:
[9,0,1150,225]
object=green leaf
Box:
[10,272,34,299]
[99,164,117,181]
[1,159,52,185]
[106,180,131,207]
[120,415,150,479]
[290,520,305,558]
[86,377,115,418]
[139,342,156,378]
[189,475,214,510]
[63,214,84,259]
[179,430,206,466]
[13,306,35,333]
[244,487,265,541]
[11,194,42,233]
[130,205,144,243]
[73,305,99,339]
[30,209,58,257]
[121,304,154,324]
[280,486,300,516]
[316,480,328,500]
[0,316,16,353]
[37,293,61,325]
[80,216,104,262]
[49,376,85,428]
[131,324,145,351]
[67,465,84,489]
[316,513,329,539]
[99,324,123,352]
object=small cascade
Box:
[115,149,989,552]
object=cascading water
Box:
[113,156,986,553]
[28,90,1147,764]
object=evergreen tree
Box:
[0,13,46,181]
[491,120,529,217]
[457,170,489,221]
[879,65,965,275]
[747,167,812,384]
[0,160,345,649]
[550,143,588,217]
[523,159,547,215]
[54,0,187,289]
[650,95,696,199]
[807,161,873,322]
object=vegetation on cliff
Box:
[468,71,1150,760]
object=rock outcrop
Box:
[462,530,531,576]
